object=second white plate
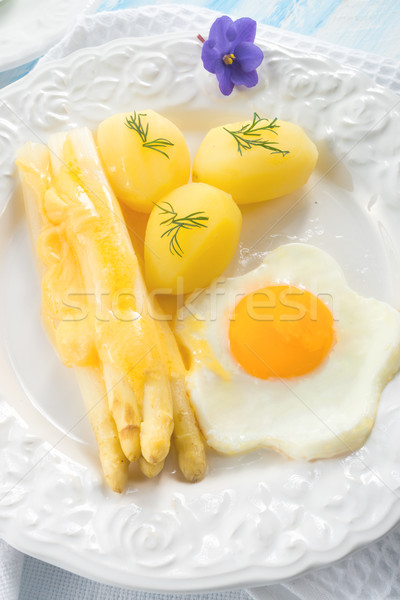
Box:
[0,0,101,72]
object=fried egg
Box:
[175,244,400,460]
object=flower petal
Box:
[201,41,221,74]
[208,15,235,53]
[230,63,259,88]
[215,62,235,96]
[226,24,237,42]
[234,42,264,73]
[232,17,257,45]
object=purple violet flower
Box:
[200,16,264,96]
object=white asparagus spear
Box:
[48,127,174,465]
[16,142,129,492]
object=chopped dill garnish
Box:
[223,113,290,157]
[125,112,174,159]
[155,201,209,257]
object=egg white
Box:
[175,244,400,460]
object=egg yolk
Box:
[229,285,335,379]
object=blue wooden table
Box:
[1,0,400,88]
[98,0,400,59]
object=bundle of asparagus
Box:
[16,127,205,492]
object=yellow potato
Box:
[97,110,191,213]
[144,182,242,294]
[192,115,318,204]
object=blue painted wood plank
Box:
[2,0,400,88]
[96,0,400,60]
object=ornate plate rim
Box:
[1,29,400,592]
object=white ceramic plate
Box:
[0,0,101,72]
[1,31,400,592]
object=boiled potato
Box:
[144,183,242,294]
[97,110,190,213]
[192,115,318,204]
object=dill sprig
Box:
[125,112,174,159]
[223,113,290,157]
[155,201,209,257]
